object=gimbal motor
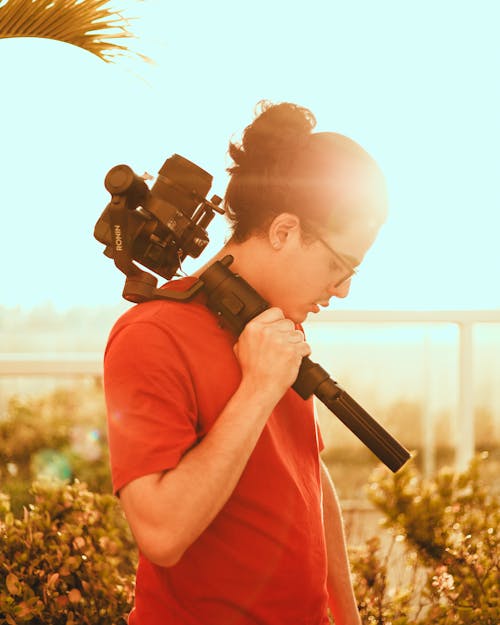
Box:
[94,154,224,302]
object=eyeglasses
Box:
[306,226,358,288]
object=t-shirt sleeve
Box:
[104,320,199,494]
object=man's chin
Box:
[289,310,308,325]
[276,303,308,325]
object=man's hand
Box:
[234,307,311,405]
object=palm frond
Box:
[0,0,149,63]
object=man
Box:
[104,101,388,624]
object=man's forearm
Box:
[120,380,276,567]
[320,460,361,625]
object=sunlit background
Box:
[1,0,499,311]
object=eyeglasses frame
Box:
[303,223,358,288]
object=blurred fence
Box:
[1,309,499,476]
[306,309,500,475]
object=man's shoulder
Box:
[108,277,214,340]
[104,276,234,371]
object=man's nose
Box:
[327,279,352,299]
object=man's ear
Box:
[268,213,301,249]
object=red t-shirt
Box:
[104,278,329,625]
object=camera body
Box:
[94,154,223,281]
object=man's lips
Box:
[310,302,329,313]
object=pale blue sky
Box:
[1,0,499,310]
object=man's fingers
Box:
[251,309,298,334]
[252,307,286,324]
[286,330,307,343]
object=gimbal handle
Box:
[200,256,411,473]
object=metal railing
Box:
[0,352,102,377]
[307,309,500,474]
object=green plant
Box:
[349,535,419,625]
[360,453,499,624]
[0,386,112,513]
[0,480,136,624]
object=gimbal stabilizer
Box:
[199,257,411,472]
[94,155,411,473]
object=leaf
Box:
[56,594,69,608]
[6,572,22,596]
[68,588,82,603]
[47,572,59,588]
[72,536,85,550]
[0,0,151,63]
[16,601,33,618]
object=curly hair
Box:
[224,101,315,241]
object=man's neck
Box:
[193,238,273,290]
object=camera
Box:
[94,154,223,286]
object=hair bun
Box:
[228,101,316,172]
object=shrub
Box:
[0,386,111,513]
[0,480,136,624]
[353,453,500,624]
